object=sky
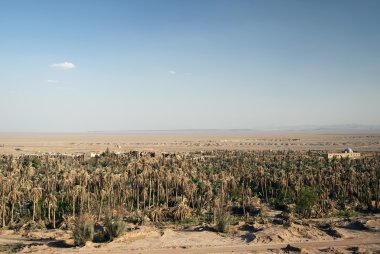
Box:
[0,0,379,132]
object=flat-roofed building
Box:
[324,147,361,159]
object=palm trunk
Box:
[264,177,268,203]
[149,177,152,207]
[2,204,5,227]
[53,208,56,228]
[137,187,140,210]
[242,183,246,217]
[165,179,169,206]
[87,192,91,212]
[48,205,51,222]
[72,196,75,217]
[98,196,103,221]
[157,179,160,206]
[376,178,379,209]
[10,203,14,225]
[143,188,146,209]
[33,201,36,222]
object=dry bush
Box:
[124,210,145,225]
[72,214,95,246]
[215,210,230,233]
[149,206,168,223]
[104,216,128,240]
[171,200,193,222]
[60,215,76,230]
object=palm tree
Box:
[44,193,57,227]
[8,189,22,226]
[30,187,42,222]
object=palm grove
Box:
[0,150,379,239]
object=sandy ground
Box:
[1,213,379,254]
[0,132,379,154]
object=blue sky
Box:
[0,0,379,132]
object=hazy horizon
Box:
[1,0,379,132]
[1,124,380,135]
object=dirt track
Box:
[17,234,380,254]
[120,237,380,254]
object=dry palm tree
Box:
[30,187,42,222]
[8,189,22,225]
[150,205,167,222]
[172,199,192,222]
[70,185,82,218]
[0,148,377,227]
[44,193,57,227]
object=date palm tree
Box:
[8,189,22,226]
[30,187,42,222]
[44,193,57,227]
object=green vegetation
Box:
[296,187,317,217]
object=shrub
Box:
[171,201,192,222]
[215,211,230,233]
[274,189,292,208]
[105,216,128,240]
[296,187,317,218]
[149,206,167,223]
[124,210,144,225]
[72,215,94,246]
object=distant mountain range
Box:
[87,124,380,134]
[242,124,380,133]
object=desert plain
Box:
[1,131,379,154]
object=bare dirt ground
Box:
[1,213,379,254]
[0,132,379,155]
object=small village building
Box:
[324,147,361,159]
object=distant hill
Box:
[86,124,380,134]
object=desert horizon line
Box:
[1,124,380,135]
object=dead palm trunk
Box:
[149,176,152,207]
[48,205,51,222]
[376,173,380,209]
[157,179,160,206]
[53,207,56,228]
[72,195,76,217]
[33,201,36,221]
[98,193,104,221]
[2,199,5,228]
[10,203,14,225]
[136,186,140,210]
[165,175,169,206]
[242,181,246,217]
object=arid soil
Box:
[0,132,379,154]
[1,213,379,254]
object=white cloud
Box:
[46,79,59,83]
[168,70,176,75]
[50,62,75,70]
